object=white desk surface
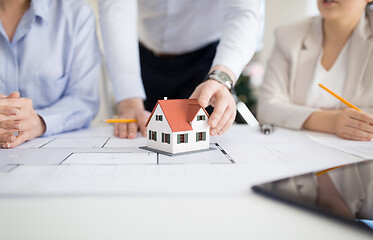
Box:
[0,125,371,240]
[1,195,372,240]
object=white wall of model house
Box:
[172,108,210,154]
[147,106,172,153]
[147,106,210,154]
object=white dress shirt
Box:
[305,39,350,109]
[99,0,261,102]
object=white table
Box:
[1,194,371,240]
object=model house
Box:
[145,98,210,154]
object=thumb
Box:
[189,85,211,108]
[8,92,20,98]
[197,86,215,108]
[137,111,151,137]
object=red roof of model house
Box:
[145,99,209,132]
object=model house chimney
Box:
[164,97,168,100]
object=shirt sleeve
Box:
[212,0,262,81]
[37,6,101,136]
[98,0,146,103]
[257,28,319,130]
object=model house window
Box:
[196,132,206,142]
[177,134,188,144]
[197,115,205,121]
[149,130,157,141]
[156,115,163,121]
[162,133,170,144]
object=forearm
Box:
[302,110,340,133]
[305,108,373,141]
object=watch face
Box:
[217,71,232,84]
[208,70,232,90]
[220,73,229,82]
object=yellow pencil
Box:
[102,119,137,123]
[318,84,361,112]
[316,84,363,176]
[315,165,347,177]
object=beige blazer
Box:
[258,10,373,129]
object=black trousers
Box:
[140,41,219,111]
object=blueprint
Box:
[0,126,365,197]
[0,127,234,172]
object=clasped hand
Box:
[0,92,46,148]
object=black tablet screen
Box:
[253,160,373,232]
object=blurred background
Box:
[85,0,320,126]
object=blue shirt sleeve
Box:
[37,6,101,136]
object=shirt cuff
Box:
[257,102,320,130]
[36,108,63,137]
[212,50,251,83]
[287,107,321,130]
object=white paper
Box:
[158,144,233,164]
[307,131,373,159]
[15,137,55,149]
[0,149,73,165]
[42,137,109,148]
[218,126,363,170]
[54,126,114,138]
[63,152,157,165]
[104,137,147,148]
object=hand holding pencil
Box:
[107,111,149,139]
[105,98,150,139]
[333,108,373,141]
[319,84,373,141]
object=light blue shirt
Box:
[0,0,101,136]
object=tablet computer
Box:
[252,160,373,233]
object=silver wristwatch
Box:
[205,70,233,91]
